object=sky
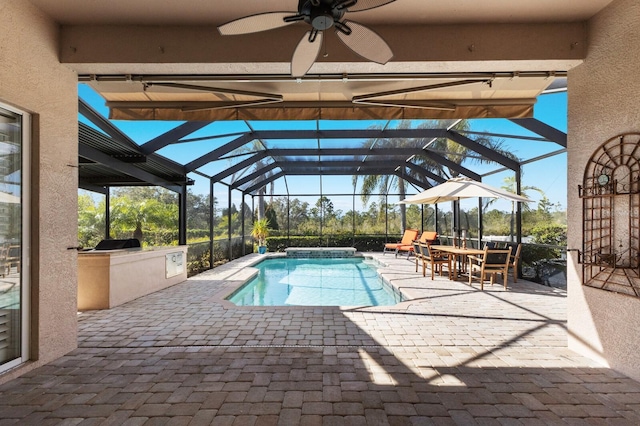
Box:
[78,84,568,214]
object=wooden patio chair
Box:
[6,245,20,275]
[383,228,419,257]
[467,246,512,290]
[418,242,451,280]
[412,240,423,272]
[504,242,522,282]
[0,246,7,277]
[403,230,438,261]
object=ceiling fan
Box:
[218,0,395,78]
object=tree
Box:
[109,194,178,244]
[355,119,515,232]
[264,203,279,231]
[312,196,335,221]
[187,190,211,231]
[78,193,105,248]
[227,138,274,220]
[484,175,544,240]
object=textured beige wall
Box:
[0,0,78,383]
[567,0,640,382]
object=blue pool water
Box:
[227,257,402,306]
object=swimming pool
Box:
[227,257,402,306]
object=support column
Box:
[385,194,389,241]
[352,193,356,247]
[178,185,187,246]
[515,168,523,243]
[228,186,232,260]
[478,198,483,247]
[209,180,214,269]
[251,195,255,253]
[105,187,111,240]
[241,192,246,255]
[435,204,439,236]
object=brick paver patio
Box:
[1,253,639,425]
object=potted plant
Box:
[251,217,270,254]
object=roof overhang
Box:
[82,72,564,121]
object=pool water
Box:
[227,257,401,306]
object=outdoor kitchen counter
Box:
[78,246,188,311]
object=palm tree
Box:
[354,119,516,232]
[227,136,274,220]
[484,175,544,240]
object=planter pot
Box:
[258,246,267,254]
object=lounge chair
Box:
[400,230,438,259]
[400,230,438,258]
[467,246,512,290]
[383,228,419,257]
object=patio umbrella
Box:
[399,177,531,205]
[399,177,531,246]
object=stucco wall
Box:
[567,0,640,382]
[0,0,78,383]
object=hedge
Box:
[265,235,389,252]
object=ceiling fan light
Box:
[311,12,334,30]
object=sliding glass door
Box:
[0,102,29,372]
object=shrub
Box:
[266,235,389,252]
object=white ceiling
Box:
[31,0,614,26]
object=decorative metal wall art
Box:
[579,133,640,297]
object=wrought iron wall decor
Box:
[579,133,640,298]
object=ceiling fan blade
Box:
[346,0,396,12]
[291,31,323,77]
[336,20,393,64]
[218,12,296,35]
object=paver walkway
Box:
[1,253,639,425]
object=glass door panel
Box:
[0,104,24,370]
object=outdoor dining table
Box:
[430,245,485,280]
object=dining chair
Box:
[6,245,20,275]
[0,246,8,277]
[412,240,423,273]
[483,241,497,249]
[419,242,451,280]
[467,246,512,290]
[504,242,522,282]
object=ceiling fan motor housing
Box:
[300,0,345,30]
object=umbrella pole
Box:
[453,199,459,247]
